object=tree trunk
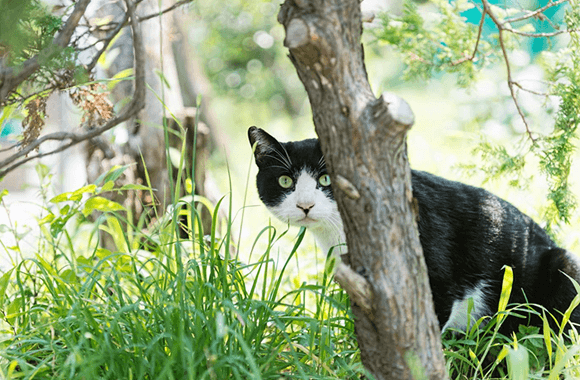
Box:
[277,1,449,379]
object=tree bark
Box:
[278,1,449,379]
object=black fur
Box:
[412,170,580,331]
[249,126,580,332]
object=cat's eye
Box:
[278,175,293,188]
[319,174,331,186]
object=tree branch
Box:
[0,0,146,178]
[451,8,486,66]
[482,0,537,144]
[0,0,92,104]
[504,0,570,23]
[138,0,193,22]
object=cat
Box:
[248,126,580,333]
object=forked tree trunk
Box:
[277,1,449,379]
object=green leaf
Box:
[5,297,23,326]
[50,184,96,203]
[496,345,509,364]
[50,215,73,238]
[497,265,513,325]
[543,311,553,361]
[107,67,134,90]
[120,184,150,191]
[0,269,13,306]
[82,196,125,216]
[93,164,132,186]
[35,163,50,180]
[155,69,171,89]
[101,180,115,193]
[0,189,8,202]
[50,192,72,203]
[59,204,71,215]
[185,178,193,194]
[72,184,97,197]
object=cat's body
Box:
[248,126,580,332]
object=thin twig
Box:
[481,0,536,144]
[504,0,569,23]
[451,9,486,66]
[86,11,130,71]
[86,0,192,72]
[138,0,193,22]
[511,81,550,97]
[501,27,577,38]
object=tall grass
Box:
[0,163,367,379]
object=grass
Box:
[0,164,367,379]
[3,170,580,380]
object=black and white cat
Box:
[248,126,580,333]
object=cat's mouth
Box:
[297,216,318,225]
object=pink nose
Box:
[296,203,314,215]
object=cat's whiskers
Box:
[278,144,293,170]
[317,156,326,170]
[268,164,292,171]
[262,151,292,171]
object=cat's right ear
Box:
[248,126,285,167]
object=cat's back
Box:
[410,169,555,261]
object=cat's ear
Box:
[248,126,287,167]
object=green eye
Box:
[278,175,293,188]
[319,174,331,186]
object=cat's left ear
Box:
[248,126,286,167]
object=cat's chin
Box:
[294,216,319,226]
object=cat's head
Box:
[248,126,338,230]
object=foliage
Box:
[373,0,580,233]
[0,0,83,101]
[0,0,64,66]
[373,0,497,86]
[0,165,368,379]
[443,266,580,379]
[192,0,304,115]
[537,7,580,229]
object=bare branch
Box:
[504,0,570,23]
[86,0,192,72]
[138,0,193,23]
[502,27,578,38]
[0,0,146,178]
[334,262,372,313]
[451,9,486,66]
[482,0,537,144]
[512,81,550,97]
[0,0,92,104]
[86,11,130,71]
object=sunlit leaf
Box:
[82,196,125,216]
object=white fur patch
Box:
[267,169,345,255]
[442,281,489,332]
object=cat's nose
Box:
[296,203,315,215]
